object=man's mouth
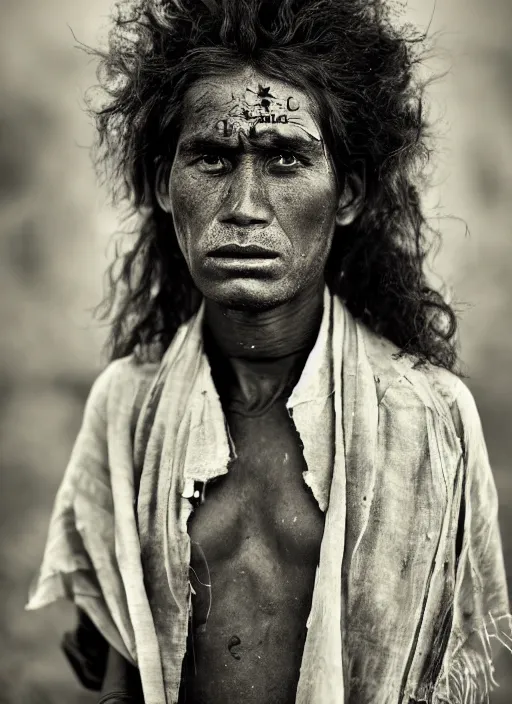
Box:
[207,244,279,259]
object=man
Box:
[27,0,511,703]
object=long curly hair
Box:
[92,0,458,370]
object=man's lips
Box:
[207,244,279,259]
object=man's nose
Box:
[218,164,272,227]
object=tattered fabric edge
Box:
[434,612,512,704]
[25,568,133,663]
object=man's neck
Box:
[203,281,325,360]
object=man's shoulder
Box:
[359,323,468,417]
[86,354,160,418]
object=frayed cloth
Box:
[27,289,511,703]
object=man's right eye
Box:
[196,154,231,173]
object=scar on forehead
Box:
[192,81,303,116]
[247,86,301,112]
[248,84,276,111]
[190,81,319,141]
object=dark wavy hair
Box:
[92,0,458,370]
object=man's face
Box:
[161,68,345,310]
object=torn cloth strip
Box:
[26,288,511,704]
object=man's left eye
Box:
[271,153,301,168]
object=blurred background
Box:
[0,0,510,702]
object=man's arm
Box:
[62,608,143,702]
[62,608,108,690]
[98,646,144,704]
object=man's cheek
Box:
[174,228,189,261]
[169,205,187,251]
[170,198,199,251]
[168,201,195,265]
[301,196,336,234]
[173,180,220,227]
[171,187,196,226]
[275,184,336,233]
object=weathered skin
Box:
[158,67,361,314]
[156,68,362,703]
[184,335,326,703]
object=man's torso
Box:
[182,345,326,703]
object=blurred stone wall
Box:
[0,0,510,702]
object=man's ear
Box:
[335,163,365,227]
[155,162,173,213]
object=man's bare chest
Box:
[188,400,325,566]
[183,399,326,704]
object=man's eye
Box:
[269,153,302,169]
[197,154,230,173]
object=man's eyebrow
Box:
[178,136,239,155]
[248,132,323,155]
[178,133,323,156]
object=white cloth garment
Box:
[27,288,511,703]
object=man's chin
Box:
[198,278,290,312]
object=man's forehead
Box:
[180,69,322,142]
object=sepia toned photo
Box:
[0,1,511,702]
